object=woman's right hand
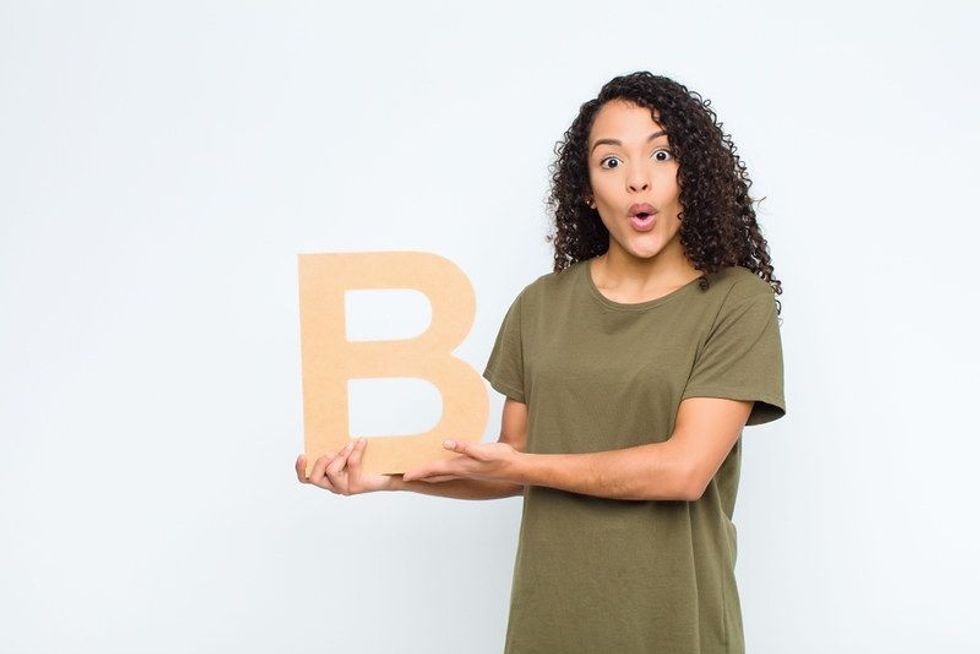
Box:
[295,437,395,495]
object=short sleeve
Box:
[481,290,526,403]
[681,286,786,426]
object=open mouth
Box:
[630,212,656,230]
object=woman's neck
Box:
[592,248,701,302]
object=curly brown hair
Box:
[544,71,783,315]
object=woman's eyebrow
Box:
[590,130,668,154]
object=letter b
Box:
[298,251,489,476]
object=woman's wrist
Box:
[384,474,523,499]
[383,474,407,492]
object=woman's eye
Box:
[599,149,673,169]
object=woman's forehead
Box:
[590,100,666,144]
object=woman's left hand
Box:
[401,440,524,483]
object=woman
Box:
[296,70,786,654]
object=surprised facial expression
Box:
[586,99,684,261]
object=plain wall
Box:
[2,1,977,652]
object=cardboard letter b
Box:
[298,251,489,477]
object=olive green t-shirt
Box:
[482,256,786,654]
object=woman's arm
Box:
[386,476,522,499]
[515,397,753,501]
[403,397,753,502]
[518,441,689,501]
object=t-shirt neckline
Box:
[582,257,704,311]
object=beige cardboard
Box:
[298,251,489,477]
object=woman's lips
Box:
[629,212,656,232]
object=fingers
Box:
[298,441,363,495]
[326,441,354,477]
[347,437,366,468]
[342,438,370,494]
[297,453,332,485]
[324,440,356,494]
[310,453,334,490]
[444,439,482,461]
[344,438,369,493]
[295,454,308,483]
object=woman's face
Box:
[586,99,684,262]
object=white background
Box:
[2,1,977,652]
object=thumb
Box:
[443,439,472,457]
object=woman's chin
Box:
[624,239,663,259]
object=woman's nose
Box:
[628,177,650,192]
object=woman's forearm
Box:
[386,475,525,500]
[513,441,692,501]
[383,439,691,502]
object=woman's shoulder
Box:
[706,264,775,300]
[517,259,586,299]
[708,266,772,293]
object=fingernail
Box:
[444,440,456,448]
